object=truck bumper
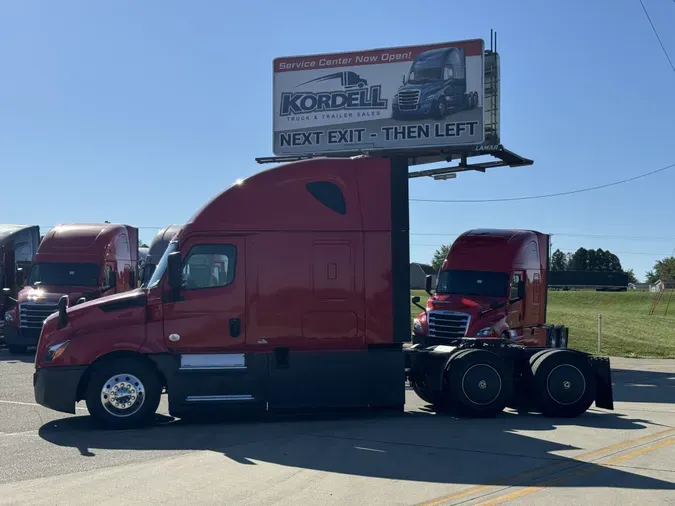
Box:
[34,366,87,414]
[4,325,41,347]
[393,103,434,119]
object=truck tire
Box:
[434,98,447,120]
[444,349,513,417]
[85,357,162,429]
[529,349,595,418]
[8,345,27,355]
[410,376,444,407]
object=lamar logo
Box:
[280,71,388,117]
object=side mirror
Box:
[167,252,182,290]
[57,295,68,329]
[517,280,526,299]
[411,294,426,313]
[425,275,433,295]
[402,73,406,84]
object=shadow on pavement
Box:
[38,407,675,492]
[612,369,675,404]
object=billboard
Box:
[273,39,485,156]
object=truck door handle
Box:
[229,318,241,338]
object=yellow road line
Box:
[418,427,675,506]
[477,434,675,505]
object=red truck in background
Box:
[3,223,139,354]
[31,158,613,429]
[140,224,182,286]
[412,229,568,348]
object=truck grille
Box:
[19,302,59,330]
[427,310,470,340]
[398,90,420,110]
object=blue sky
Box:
[2,0,675,280]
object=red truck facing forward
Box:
[4,223,139,354]
[412,229,569,349]
[32,159,613,428]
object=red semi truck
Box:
[412,229,569,349]
[4,223,139,354]
[32,158,613,428]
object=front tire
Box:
[85,357,162,429]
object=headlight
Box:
[475,327,492,337]
[43,341,70,363]
[424,94,439,102]
[4,312,13,323]
[413,319,423,334]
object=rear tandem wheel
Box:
[443,349,514,418]
[528,349,596,418]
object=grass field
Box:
[410,290,675,359]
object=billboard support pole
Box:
[390,156,411,343]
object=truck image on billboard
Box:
[273,39,485,156]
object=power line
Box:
[638,0,675,75]
[410,231,675,242]
[409,243,672,256]
[410,161,675,203]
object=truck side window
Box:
[306,181,346,215]
[102,265,116,290]
[510,274,521,299]
[182,244,236,290]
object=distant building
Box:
[650,280,675,292]
[410,263,437,290]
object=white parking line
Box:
[0,399,88,411]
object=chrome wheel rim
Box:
[100,373,145,417]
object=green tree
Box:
[645,257,675,284]
[550,249,568,271]
[625,268,638,284]
[568,247,622,272]
[431,245,450,272]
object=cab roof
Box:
[38,223,131,255]
[184,157,391,236]
[0,224,38,245]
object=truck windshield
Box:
[409,67,442,83]
[147,241,177,289]
[28,262,100,287]
[436,269,509,298]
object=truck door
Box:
[162,236,244,352]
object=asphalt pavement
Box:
[0,350,673,505]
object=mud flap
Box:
[592,357,614,410]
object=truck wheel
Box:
[85,357,162,429]
[434,99,447,119]
[410,376,444,407]
[472,91,479,108]
[530,350,595,418]
[444,349,513,417]
[8,345,28,355]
